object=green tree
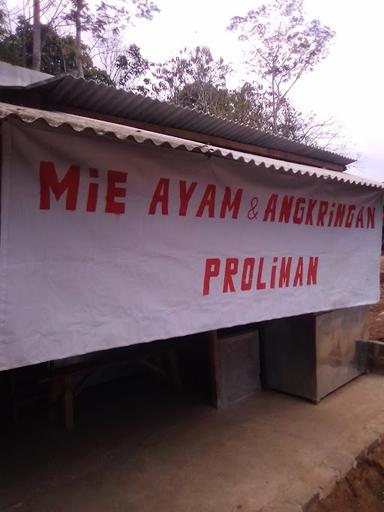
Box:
[65,0,159,78]
[152,47,231,109]
[228,0,335,138]
[152,47,275,128]
[32,0,41,70]
[226,83,264,126]
[94,38,150,91]
[0,16,112,84]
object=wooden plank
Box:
[48,105,346,173]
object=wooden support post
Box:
[208,330,222,408]
[63,375,74,431]
[9,371,18,424]
[167,347,183,393]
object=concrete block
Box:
[214,327,260,408]
[365,340,384,371]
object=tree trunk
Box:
[32,0,41,71]
[74,0,84,78]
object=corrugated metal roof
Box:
[1,102,381,190]
[0,74,354,167]
[0,62,51,86]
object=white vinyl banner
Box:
[0,121,382,370]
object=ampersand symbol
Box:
[247,197,259,220]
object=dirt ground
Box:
[308,257,384,512]
[307,440,384,512]
[2,261,384,512]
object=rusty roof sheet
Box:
[0,74,354,167]
[1,102,381,190]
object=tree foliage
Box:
[228,0,335,137]
[94,36,150,91]
[0,0,342,148]
[0,0,158,87]
[152,47,230,109]
[151,48,266,125]
[65,0,159,78]
[0,16,112,83]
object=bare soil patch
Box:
[307,440,384,512]
[308,257,384,511]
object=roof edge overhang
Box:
[0,102,381,190]
[0,73,355,172]
[48,105,350,173]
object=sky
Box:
[124,0,384,181]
